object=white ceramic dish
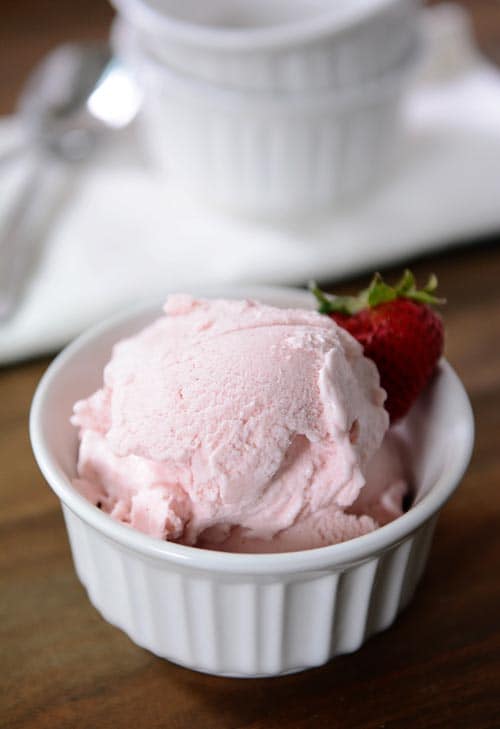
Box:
[113,21,419,216]
[111,0,420,92]
[30,286,474,677]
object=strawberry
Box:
[310,270,445,422]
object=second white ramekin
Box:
[111,0,420,92]
[113,21,419,216]
[30,286,474,677]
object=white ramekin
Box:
[30,286,474,677]
[113,21,419,216]
[111,0,420,92]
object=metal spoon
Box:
[0,43,141,323]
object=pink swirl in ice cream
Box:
[71,295,409,552]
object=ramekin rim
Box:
[110,0,413,52]
[112,17,421,112]
[30,288,475,575]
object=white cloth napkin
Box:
[1,3,500,364]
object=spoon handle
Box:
[0,154,51,323]
[0,141,32,168]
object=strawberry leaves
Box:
[310,270,445,315]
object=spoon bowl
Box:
[16,43,141,160]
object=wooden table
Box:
[1,2,499,728]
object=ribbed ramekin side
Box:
[62,505,439,677]
[64,505,197,665]
[139,83,406,215]
[324,518,437,659]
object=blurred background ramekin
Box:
[30,287,474,678]
[111,12,421,216]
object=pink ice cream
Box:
[71,295,409,552]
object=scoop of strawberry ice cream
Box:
[72,295,407,551]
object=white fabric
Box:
[1,4,500,364]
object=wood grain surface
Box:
[1,2,499,728]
